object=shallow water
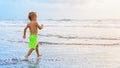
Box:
[1,19,120,68]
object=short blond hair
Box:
[28,12,37,21]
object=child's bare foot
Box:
[21,56,28,61]
[37,54,42,58]
[25,56,29,59]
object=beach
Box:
[1,19,120,68]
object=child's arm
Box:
[23,24,29,39]
[37,23,44,30]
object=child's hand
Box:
[41,24,44,29]
[23,35,26,39]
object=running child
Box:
[23,12,44,59]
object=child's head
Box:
[28,12,37,21]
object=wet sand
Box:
[1,44,120,68]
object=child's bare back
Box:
[23,21,43,39]
[27,22,43,35]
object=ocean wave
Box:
[45,25,120,28]
[1,23,120,28]
[39,41,120,46]
[7,40,120,46]
[1,20,120,28]
[46,19,120,22]
[7,40,28,43]
[38,34,120,40]
[47,19,81,21]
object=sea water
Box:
[1,19,120,68]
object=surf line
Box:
[0,57,64,65]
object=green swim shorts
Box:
[28,35,38,49]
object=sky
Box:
[0,0,120,20]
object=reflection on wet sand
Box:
[27,58,41,68]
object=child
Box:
[23,12,44,59]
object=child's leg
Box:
[35,44,41,57]
[25,48,34,59]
